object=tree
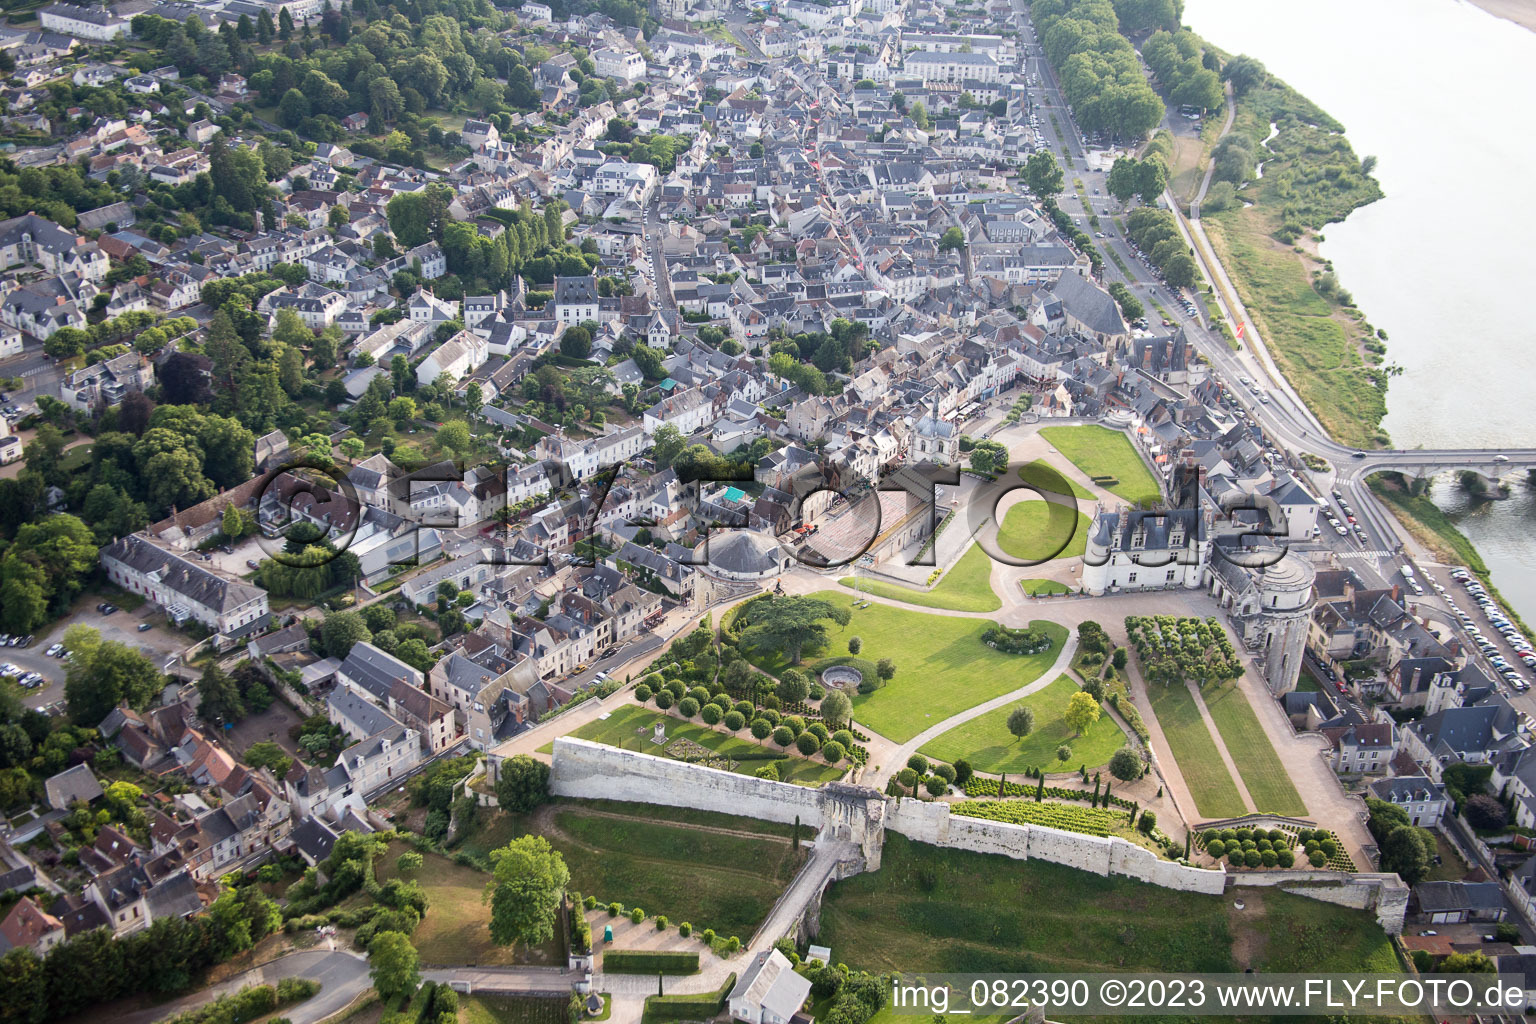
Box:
[1062,692,1100,737]
[820,690,852,731]
[463,383,483,417]
[1024,152,1063,201]
[953,759,972,786]
[1464,794,1507,830]
[876,658,895,681]
[320,611,371,658]
[1107,158,1141,204]
[437,421,472,457]
[847,636,862,655]
[1221,54,1266,96]
[651,424,685,468]
[938,226,965,251]
[486,835,570,949]
[66,640,162,725]
[1006,705,1035,741]
[910,101,929,131]
[197,665,244,726]
[339,437,365,463]
[1437,951,1496,974]
[559,325,592,359]
[738,596,848,666]
[495,754,550,813]
[1108,747,1142,781]
[367,931,419,999]
[1379,825,1430,885]
[243,741,292,777]
[777,670,809,704]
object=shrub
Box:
[821,740,846,763]
[1137,810,1157,835]
[783,716,805,738]
[1056,744,1072,762]
[701,928,716,944]
[806,722,829,743]
[1206,839,1225,858]
[603,950,698,975]
[733,701,754,717]
[677,697,699,718]
[933,763,956,784]
[925,776,947,796]
[1261,850,1278,867]
[897,768,918,789]
[688,686,709,705]
[700,703,722,725]
[630,907,645,924]
[1276,848,1295,868]
[1309,850,1327,867]
[750,718,772,740]
[608,902,623,917]
[796,732,821,755]
[755,762,780,781]
[907,754,929,775]
[656,915,668,930]
[724,936,740,953]
[772,725,794,747]
[760,709,782,727]
[832,729,854,749]
[583,896,597,910]
[1245,850,1263,868]
[723,710,746,730]
[635,683,652,702]
[679,922,692,937]
[953,759,973,785]
[655,690,675,710]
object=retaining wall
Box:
[884,798,1227,894]
[550,737,827,827]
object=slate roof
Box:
[102,534,266,616]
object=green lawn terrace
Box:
[1037,424,1163,507]
[552,704,846,786]
[736,592,1068,744]
[919,675,1127,775]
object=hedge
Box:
[602,950,700,975]
[158,980,321,1024]
[643,972,737,1021]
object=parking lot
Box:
[3,593,194,712]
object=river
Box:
[1184,0,1536,621]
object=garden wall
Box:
[550,737,828,827]
[883,799,1227,895]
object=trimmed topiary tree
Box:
[1245,850,1263,868]
[678,922,692,937]
[953,759,973,786]
[907,754,930,775]
[677,697,699,718]
[655,690,674,710]
[925,775,947,796]
[700,703,722,725]
[608,902,623,917]
[821,740,846,763]
[630,907,645,924]
[1309,849,1327,867]
[724,710,746,730]
[796,732,822,755]
[656,915,668,930]
[932,763,956,784]
[772,725,794,747]
[750,718,772,739]
[635,683,653,702]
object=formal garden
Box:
[1127,615,1308,818]
[920,675,1127,775]
[727,593,1067,743]
[1193,824,1357,873]
[838,542,1002,613]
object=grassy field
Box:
[919,675,1126,774]
[1144,681,1248,819]
[1020,578,1071,596]
[1018,460,1097,501]
[1038,425,1161,506]
[838,540,1000,613]
[461,994,571,1024]
[1200,680,1307,817]
[453,800,805,941]
[996,499,1091,563]
[784,593,1067,744]
[555,704,845,786]
[819,833,1400,979]
[374,841,565,967]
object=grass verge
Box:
[838,540,1000,613]
[1199,680,1307,816]
[1038,425,1161,505]
[1144,681,1248,819]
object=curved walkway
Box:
[123,950,370,1024]
[869,635,1079,791]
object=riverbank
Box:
[1195,64,1389,449]
[1468,0,1536,34]
[1368,473,1534,639]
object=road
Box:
[120,950,370,1024]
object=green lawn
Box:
[1020,578,1071,596]
[1038,425,1161,506]
[1200,680,1308,817]
[1145,680,1248,819]
[818,833,1400,979]
[557,704,845,786]
[919,676,1126,774]
[996,499,1091,562]
[1018,459,1097,501]
[461,994,570,1024]
[838,540,1000,613]
[374,841,566,967]
[781,593,1067,743]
